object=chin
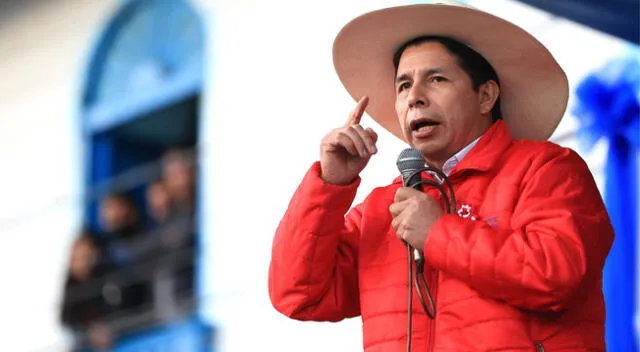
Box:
[413,142,447,162]
[411,139,437,153]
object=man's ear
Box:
[478,80,500,115]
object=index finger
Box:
[345,96,369,126]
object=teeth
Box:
[412,120,437,130]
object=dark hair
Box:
[392,35,502,121]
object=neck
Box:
[425,119,493,170]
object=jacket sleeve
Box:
[269,162,362,321]
[423,148,614,312]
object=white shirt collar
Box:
[441,136,481,176]
[427,136,482,182]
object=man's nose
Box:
[407,86,427,108]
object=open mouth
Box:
[410,118,440,131]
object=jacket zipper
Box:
[534,342,545,352]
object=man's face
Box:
[163,161,194,203]
[147,182,170,220]
[100,198,131,232]
[394,42,494,167]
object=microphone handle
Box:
[403,171,425,262]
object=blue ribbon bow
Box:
[574,54,640,352]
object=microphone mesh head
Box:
[396,148,425,179]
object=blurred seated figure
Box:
[60,232,114,351]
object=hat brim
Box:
[332,4,569,141]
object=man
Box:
[269,2,614,351]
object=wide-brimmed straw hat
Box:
[332,1,568,141]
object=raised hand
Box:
[320,96,378,185]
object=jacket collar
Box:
[451,119,513,176]
[392,120,513,184]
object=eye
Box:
[397,81,411,93]
[431,76,447,83]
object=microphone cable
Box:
[404,167,456,352]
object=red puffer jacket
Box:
[269,121,613,351]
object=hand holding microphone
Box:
[393,149,442,327]
[320,96,378,185]
[390,149,444,251]
[390,187,443,251]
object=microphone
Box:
[396,148,426,190]
[396,148,426,262]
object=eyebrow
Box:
[395,68,447,84]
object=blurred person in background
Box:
[268,2,614,351]
[146,179,187,249]
[161,148,196,216]
[60,232,113,351]
[96,192,152,319]
[158,148,197,298]
[146,180,172,229]
[98,192,142,262]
